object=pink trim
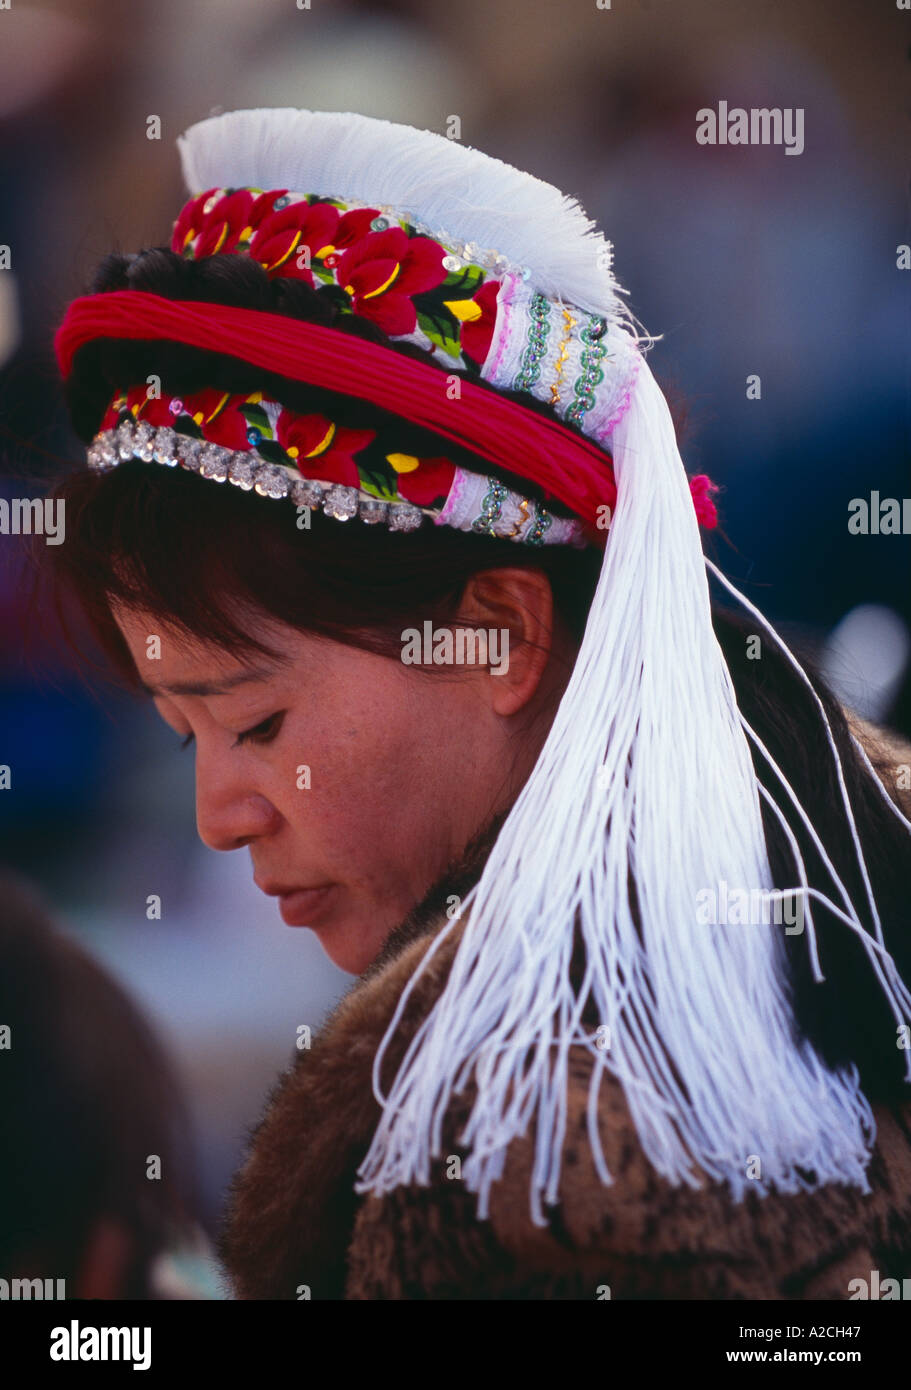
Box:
[486,273,520,379]
[595,348,642,443]
[436,467,467,526]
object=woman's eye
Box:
[234,711,285,747]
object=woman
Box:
[47,108,911,1299]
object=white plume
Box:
[177,107,623,316]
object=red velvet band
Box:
[54,291,619,526]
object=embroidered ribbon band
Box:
[56,291,718,539]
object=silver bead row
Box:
[86,420,426,532]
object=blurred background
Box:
[0,0,908,1282]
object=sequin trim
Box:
[512,294,551,391]
[471,478,509,536]
[564,315,608,426]
[525,500,554,546]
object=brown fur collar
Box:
[218,908,471,1298]
[217,813,506,1300]
[219,717,911,1300]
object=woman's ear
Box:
[457,568,555,717]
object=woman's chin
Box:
[310,922,387,975]
[275,885,398,973]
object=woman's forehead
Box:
[110,602,293,683]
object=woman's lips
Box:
[276,885,336,927]
[254,878,338,926]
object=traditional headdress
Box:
[55,109,911,1223]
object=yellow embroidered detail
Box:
[303,422,336,458]
[386,453,420,473]
[550,307,578,405]
[265,230,302,273]
[444,298,483,323]
[360,263,401,300]
[504,498,530,538]
[204,393,231,424]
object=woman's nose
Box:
[194,755,282,852]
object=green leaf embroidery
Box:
[358,456,402,502]
[440,265,485,295]
[415,309,462,361]
[241,403,271,434]
[256,440,291,467]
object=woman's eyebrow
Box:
[140,665,280,697]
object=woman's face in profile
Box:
[111,602,522,973]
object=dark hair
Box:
[0,872,195,1296]
[41,247,911,1111]
[714,609,911,1107]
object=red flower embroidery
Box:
[316,207,379,259]
[172,189,216,253]
[249,202,340,281]
[335,229,446,334]
[172,189,258,259]
[393,456,456,506]
[458,280,501,365]
[100,393,127,431]
[180,389,251,448]
[129,391,175,429]
[102,386,247,445]
[104,386,175,431]
[277,411,374,488]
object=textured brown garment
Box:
[219,715,911,1300]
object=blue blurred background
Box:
[0,0,908,1256]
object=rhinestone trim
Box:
[88,421,427,533]
[85,419,579,546]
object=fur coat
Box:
[219,717,911,1300]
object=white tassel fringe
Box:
[356,361,910,1223]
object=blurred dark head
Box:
[0,872,195,1298]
